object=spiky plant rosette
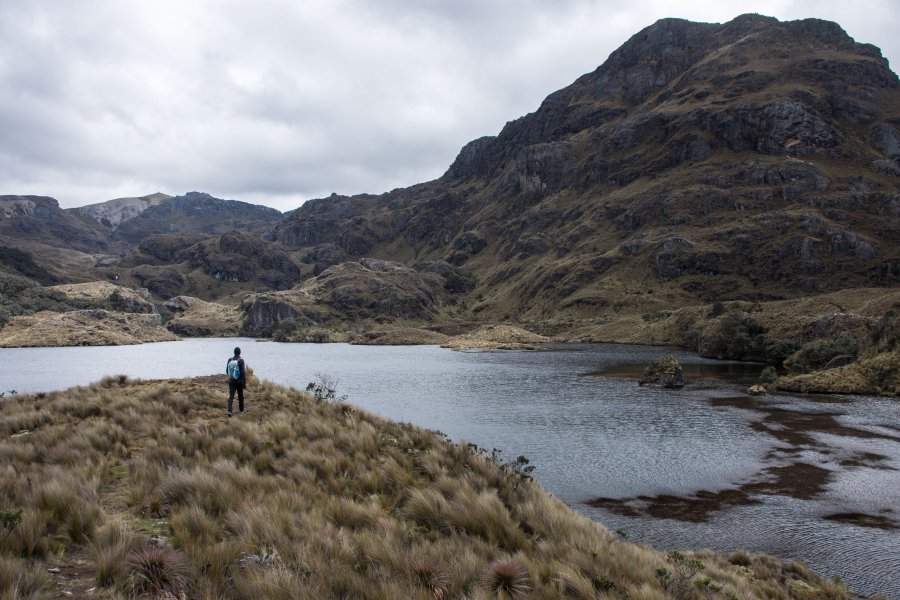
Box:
[482,559,531,599]
[411,561,449,600]
[125,545,189,598]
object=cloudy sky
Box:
[0,0,897,212]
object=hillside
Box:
[113,192,282,245]
[0,376,858,598]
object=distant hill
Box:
[113,191,282,244]
[0,195,115,253]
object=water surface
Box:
[2,339,898,598]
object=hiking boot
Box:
[227,412,232,417]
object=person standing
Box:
[226,346,246,417]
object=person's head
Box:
[233,347,241,356]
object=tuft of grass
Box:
[482,559,531,599]
[89,519,135,587]
[0,555,54,599]
[412,561,450,600]
[125,544,189,598]
[728,549,752,566]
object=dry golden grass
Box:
[441,325,550,350]
[0,310,178,348]
[0,374,860,598]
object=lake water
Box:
[2,338,898,598]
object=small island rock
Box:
[638,355,685,389]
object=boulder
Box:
[638,355,685,389]
[748,384,767,395]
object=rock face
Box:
[71,193,172,228]
[639,355,685,388]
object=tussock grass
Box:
[0,374,859,598]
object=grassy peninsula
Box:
[0,375,860,599]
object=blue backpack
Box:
[226,358,241,381]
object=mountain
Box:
[71,192,172,228]
[0,195,116,253]
[273,14,899,322]
[0,191,288,292]
[113,191,282,244]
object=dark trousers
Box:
[228,381,244,414]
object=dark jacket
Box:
[227,356,246,385]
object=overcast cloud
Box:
[0,0,897,211]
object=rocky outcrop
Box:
[301,243,347,275]
[241,292,311,337]
[308,259,440,320]
[638,355,685,388]
[49,281,157,314]
[182,231,301,287]
[164,296,242,337]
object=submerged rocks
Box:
[638,355,685,388]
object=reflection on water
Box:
[2,339,898,598]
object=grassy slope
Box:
[0,376,859,599]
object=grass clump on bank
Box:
[0,374,863,598]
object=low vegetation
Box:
[0,375,861,598]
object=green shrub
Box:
[784,331,858,372]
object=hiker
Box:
[226,346,247,417]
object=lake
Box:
[2,338,898,598]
